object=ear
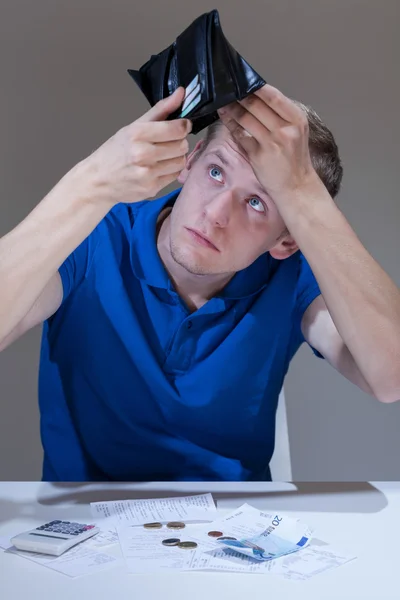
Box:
[268,231,299,260]
[177,139,206,184]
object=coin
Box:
[162,538,180,546]
[207,530,224,537]
[143,522,163,529]
[217,536,237,541]
[166,521,186,530]
[178,541,197,549]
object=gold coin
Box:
[178,541,197,549]
[166,521,186,529]
[162,538,180,546]
[143,522,163,529]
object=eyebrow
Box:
[208,150,269,199]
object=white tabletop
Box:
[0,481,398,599]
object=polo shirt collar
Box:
[130,187,280,299]
[130,188,180,290]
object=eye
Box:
[208,165,223,182]
[208,165,266,214]
[248,197,266,213]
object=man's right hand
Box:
[80,87,192,206]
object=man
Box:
[0,85,399,481]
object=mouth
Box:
[185,228,220,252]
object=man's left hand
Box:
[217,84,319,203]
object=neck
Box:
[156,208,233,311]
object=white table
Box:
[0,481,398,599]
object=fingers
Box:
[156,170,183,191]
[218,109,258,155]
[155,154,187,177]
[153,138,189,161]
[137,87,186,123]
[238,94,286,131]
[128,139,189,168]
[133,119,192,143]
[219,101,265,142]
[254,84,302,123]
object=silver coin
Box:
[143,522,163,529]
[166,521,186,530]
[217,536,237,541]
[177,541,197,549]
[162,538,181,546]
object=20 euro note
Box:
[198,504,313,562]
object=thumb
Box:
[137,87,186,123]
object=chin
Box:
[170,244,215,276]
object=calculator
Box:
[11,520,100,556]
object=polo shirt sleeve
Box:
[292,251,325,359]
[57,202,133,304]
[58,229,101,303]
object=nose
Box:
[203,191,235,228]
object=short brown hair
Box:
[199,100,344,199]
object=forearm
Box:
[0,160,112,342]
[279,177,400,403]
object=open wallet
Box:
[127,9,267,134]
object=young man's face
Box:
[169,125,298,276]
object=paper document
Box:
[187,503,312,561]
[91,493,217,527]
[86,528,119,548]
[185,540,357,580]
[4,541,121,578]
[117,522,213,574]
[0,535,15,550]
[1,496,356,581]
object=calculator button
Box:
[36,526,45,530]
[71,532,79,535]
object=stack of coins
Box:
[143,521,198,549]
[143,522,239,547]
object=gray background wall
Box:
[0,0,399,480]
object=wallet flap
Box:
[174,12,213,116]
[224,39,266,98]
[128,45,174,106]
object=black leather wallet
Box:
[127,9,266,134]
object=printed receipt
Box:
[185,539,357,580]
[1,538,121,578]
[117,503,356,580]
[117,522,213,574]
[90,493,217,527]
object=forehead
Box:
[203,123,254,168]
[206,123,246,156]
[202,127,269,197]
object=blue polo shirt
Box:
[38,187,323,481]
